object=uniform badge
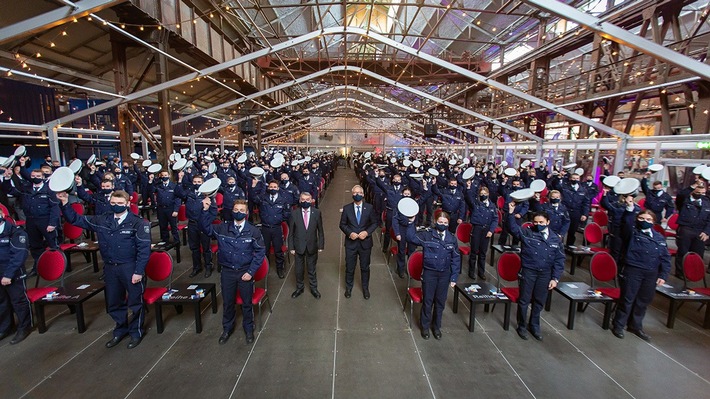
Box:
[19,235,26,244]
[144,226,150,234]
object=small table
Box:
[64,242,101,273]
[154,283,218,333]
[565,246,595,275]
[546,282,614,330]
[655,284,710,328]
[152,241,181,263]
[489,244,520,270]
[35,283,106,333]
[452,282,511,332]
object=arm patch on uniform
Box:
[144,226,150,234]
[19,235,26,244]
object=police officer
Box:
[180,174,215,278]
[405,212,460,340]
[641,174,674,224]
[2,166,60,275]
[674,182,710,278]
[0,208,31,345]
[148,170,182,244]
[463,185,498,280]
[507,204,565,341]
[377,173,405,251]
[279,172,300,206]
[584,174,600,200]
[250,179,291,279]
[219,175,246,222]
[75,176,114,215]
[530,190,571,239]
[58,190,151,349]
[553,173,591,246]
[611,210,671,341]
[432,177,466,234]
[200,198,265,345]
[498,179,528,246]
[294,165,318,200]
[391,188,418,279]
[602,190,641,265]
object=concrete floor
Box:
[3,170,710,399]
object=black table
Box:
[154,283,217,333]
[35,283,106,333]
[545,282,614,330]
[64,242,100,273]
[452,282,511,332]
[152,241,181,263]
[489,244,520,270]
[655,284,710,328]
[565,246,595,275]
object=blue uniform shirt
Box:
[405,225,461,282]
[0,222,29,279]
[507,213,565,280]
[622,228,672,280]
[676,196,710,234]
[199,208,265,275]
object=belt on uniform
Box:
[261,224,280,228]
[219,263,246,271]
[104,261,132,267]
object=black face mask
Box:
[532,224,547,233]
[449,185,457,190]
[636,220,653,230]
[161,177,170,182]
[227,183,236,187]
[512,186,521,191]
[691,193,703,200]
[31,177,43,184]
[550,198,561,204]
[571,180,580,184]
[267,188,278,195]
[479,195,488,201]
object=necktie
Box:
[356,206,361,224]
[271,195,275,203]
[33,187,38,192]
[543,232,548,240]
[439,232,444,240]
[114,217,120,228]
[303,210,309,229]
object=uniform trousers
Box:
[469,225,491,277]
[188,220,212,271]
[156,207,179,243]
[105,262,144,339]
[675,226,705,277]
[566,211,584,246]
[517,267,551,334]
[220,267,254,334]
[395,236,415,275]
[261,225,285,272]
[420,268,449,331]
[613,266,657,331]
[0,277,31,333]
[344,245,371,290]
[26,217,58,268]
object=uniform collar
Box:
[114,211,128,225]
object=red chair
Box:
[130,203,140,215]
[403,251,424,328]
[70,202,85,215]
[268,222,291,267]
[27,249,67,304]
[215,192,224,211]
[592,210,608,229]
[496,197,505,210]
[176,204,189,245]
[60,222,82,251]
[589,252,620,300]
[584,223,610,253]
[682,252,710,295]
[236,258,272,330]
[651,224,675,257]
[143,251,173,305]
[456,222,473,258]
[130,191,140,204]
[637,198,646,210]
[387,228,406,265]
[665,213,679,238]
[521,222,533,229]
[496,252,521,304]
[0,203,26,226]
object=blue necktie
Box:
[356,205,361,224]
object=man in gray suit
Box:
[289,192,325,299]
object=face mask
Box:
[512,186,520,191]
[100,189,113,195]
[352,194,363,202]
[550,198,561,204]
[114,171,121,175]
[193,184,201,191]
[479,195,488,201]
[393,181,401,185]
[233,211,247,221]
[110,204,127,214]
[281,179,289,184]
[691,193,703,200]
[43,173,52,179]
[161,177,169,182]
[449,185,457,190]
[571,180,579,184]
[227,183,236,188]
[532,224,547,232]
[303,174,310,178]
[636,220,653,230]
[435,223,448,231]
[31,177,43,184]
[300,201,311,209]
[202,169,208,174]
[267,188,278,195]
[403,194,411,198]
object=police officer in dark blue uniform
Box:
[529,190,570,238]
[75,176,114,215]
[365,168,388,226]
[294,165,318,200]
[2,166,60,274]
[641,174,674,224]
[405,212,460,340]
[219,175,246,222]
[58,190,151,349]
[498,179,529,246]
[279,171,300,206]
[216,160,237,187]
[180,174,215,278]
[674,182,710,278]
[432,177,466,234]
[148,170,182,244]
[601,189,641,264]
[0,207,32,345]
[611,210,671,341]
[377,173,405,251]
[507,204,565,341]
[463,185,498,280]
[391,188,418,279]
[250,178,292,279]
[553,173,591,246]
[200,198,265,345]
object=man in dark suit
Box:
[288,192,325,299]
[339,185,378,299]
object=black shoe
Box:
[432,329,442,340]
[397,270,406,279]
[363,289,370,300]
[421,330,430,340]
[204,269,212,278]
[0,330,11,341]
[189,269,201,278]
[528,329,543,341]
[311,289,321,299]
[628,328,650,341]
[245,332,255,344]
[478,274,487,281]
[10,329,30,345]
[516,328,529,340]
[291,289,304,298]
[277,269,285,279]
[611,328,625,339]
[105,335,126,348]
[127,336,143,349]
[218,331,231,345]
[344,288,352,298]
